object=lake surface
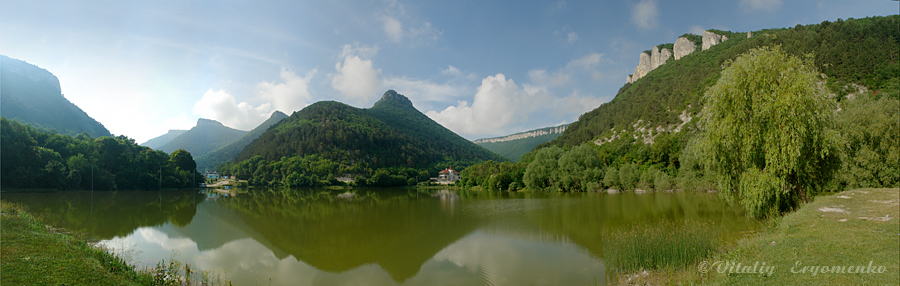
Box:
[2,188,761,285]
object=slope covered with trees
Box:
[461,15,899,197]
[0,55,112,138]
[222,90,505,187]
[1,117,200,190]
[158,118,247,160]
[194,111,288,171]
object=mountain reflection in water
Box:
[2,188,760,285]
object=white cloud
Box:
[740,0,782,12]
[257,68,315,114]
[632,0,659,30]
[565,53,603,70]
[339,43,379,59]
[442,65,461,76]
[552,90,607,118]
[567,31,579,44]
[426,74,549,136]
[383,76,462,103]
[689,25,706,36]
[192,89,272,130]
[382,16,404,42]
[378,0,442,45]
[528,69,572,87]
[332,55,383,107]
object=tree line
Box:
[1,117,201,190]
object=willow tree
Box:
[696,46,840,218]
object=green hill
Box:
[194,111,288,171]
[141,129,187,149]
[460,15,899,193]
[159,118,247,160]
[545,15,899,150]
[0,55,112,138]
[226,90,505,186]
[473,124,568,162]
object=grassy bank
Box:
[713,188,899,285]
[1,200,151,285]
[615,188,899,285]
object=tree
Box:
[695,46,841,218]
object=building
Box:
[438,166,459,182]
[204,171,219,179]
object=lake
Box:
[2,188,761,285]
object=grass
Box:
[1,200,150,285]
[1,200,230,286]
[711,188,899,285]
[604,220,720,273]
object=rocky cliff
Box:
[626,30,729,84]
[474,125,568,144]
[673,37,697,60]
[702,30,729,51]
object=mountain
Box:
[141,129,188,149]
[473,124,568,162]
[159,118,248,159]
[232,90,505,177]
[543,15,899,150]
[194,111,288,171]
[0,55,112,138]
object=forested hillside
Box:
[158,118,247,160]
[194,111,288,171]
[461,15,899,197]
[0,117,200,190]
[0,55,112,138]
[222,90,505,187]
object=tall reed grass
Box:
[603,220,719,272]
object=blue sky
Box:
[1,0,896,143]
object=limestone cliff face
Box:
[702,30,729,51]
[651,46,672,70]
[674,37,696,60]
[473,125,568,144]
[626,30,731,84]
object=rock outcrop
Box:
[650,46,672,70]
[473,125,568,144]
[747,31,753,38]
[673,37,696,60]
[625,30,731,84]
[702,30,729,51]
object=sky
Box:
[1,0,897,143]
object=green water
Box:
[2,188,761,285]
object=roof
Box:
[439,168,455,174]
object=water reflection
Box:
[2,188,760,285]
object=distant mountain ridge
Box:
[0,55,112,138]
[159,118,248,160]
[194,111,288,171]
[473,124,568,162]
[474,124,568,144]
[142,129,188,149]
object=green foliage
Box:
[0,55,112,138]
[224,90,504,187]
[194,111,288,171]
[694,46,841,218]
[604,220,719,272]
[834,92,900,188]
[0,117,201,190]
[460,160,524,191]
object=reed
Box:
[604,220,719,272]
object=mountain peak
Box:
[271,110,287,118]
[196,118,225,127]
[377,90,413,107]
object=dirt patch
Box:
[818,206,849,213]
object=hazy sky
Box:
[1,0,896,143]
